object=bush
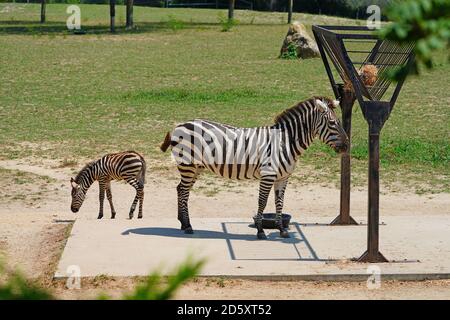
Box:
[0,257,204,300]
[380,0,450,80]
[218,13,238,32]
[0,259,54,300]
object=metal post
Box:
[358,121,388,263]
[40,0,46,23]
[228,0,235,20]
[330,86,358,225]
[110,0,116,33]
[287,0,293,24]
[126,0,134,29]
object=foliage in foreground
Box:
[0,259,54,300]
[380,0,450,80]
[0,257,204,300]
[121,257,204,300]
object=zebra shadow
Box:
[122,222,331,262]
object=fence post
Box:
[40,0,46,23]
[110,0,116,33]
[126,0,134,29]
[228,0,235,20]
[287,0,293,24]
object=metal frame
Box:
[312,25,415,263]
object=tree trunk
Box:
[287,0,293,24]
[228,0,235,20]
[40,0,46,23]
[110,0,116,33]
[126,0,134,29]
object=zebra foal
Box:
[70,151,146,219]
[160,97,349,239]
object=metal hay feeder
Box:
[312,25,415,263]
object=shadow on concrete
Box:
[122,222,334,262]
[121,226,293,242]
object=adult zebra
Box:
[160,97,348,239]
[70,151,146,219]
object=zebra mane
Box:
[273,96,336,124]
[74,161,96,183]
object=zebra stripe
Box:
[70,151,146,219]
[161,97,348,239]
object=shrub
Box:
[0,256,204,300]
[380,0,450,80]
[218,13,238,32]
[280,43,298,60]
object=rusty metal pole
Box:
[358,121,388,262]
[330,86,358,225]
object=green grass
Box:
[0,3,449,194]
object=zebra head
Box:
[70,177,86,213]
[314,98,349,153]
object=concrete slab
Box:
[55,216,450,280]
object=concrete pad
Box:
[55,216,450,280]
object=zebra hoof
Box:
[184,227,194,234]
[280,230,290,238]
[257,231,267,240]
[97,215,103,219]
[137,215,142,219]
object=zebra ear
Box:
[315,99,329,113]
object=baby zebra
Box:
[70,151,146,219]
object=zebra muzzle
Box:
[334,141,349,153]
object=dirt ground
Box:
[0,158,450,300]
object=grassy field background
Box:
[0,3,449,193]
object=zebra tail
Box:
[160,132,172,152]
[137,153,146,185]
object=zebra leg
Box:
[137,185,144,219]
[177,165,200,234]
[254,176,275,240]
[106,181,116,219]
[274,179,289,238]
[98,180,106,219]
[126,178,142,219]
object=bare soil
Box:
[1,158,450,299]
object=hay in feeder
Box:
[344,64,378,91]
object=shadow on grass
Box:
[0,20,254,35]
[0,19,290,35]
